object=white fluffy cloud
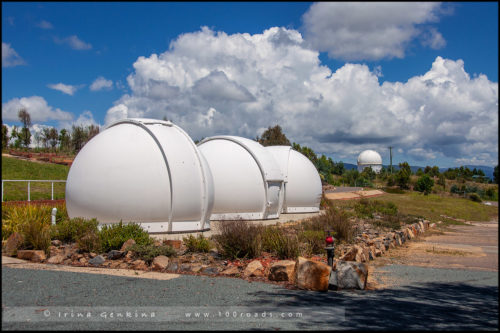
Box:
[54,35,92,50]
[47,83,79,95]
[2,42,26,67]
[105,26,498,166]
[301,2,447,61]
[90,76,113,91]
[2,96,73,123]
[37,20,53,29]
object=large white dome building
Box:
[265,146,322,213]
[66,118,214,233]
[357,150,383,173]
[197,136,285,220]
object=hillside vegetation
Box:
[1,156,69,201]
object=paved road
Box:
[2,263,497,330]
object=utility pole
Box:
[388,146,393,174]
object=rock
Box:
[4,232,24,256]
[89,255,106,266]
[164,240,182,250]
[131,259,148,270]
[243,260,264,277]
[329,260,368,290]
[166,261,179,272]
[339,246,357,261]
[268,260,296,282]
[152,255,170,271]
[221,266,240,276]
[395,235,402,247]
[180,263,192,272]
[17,250,46,262]
[374,249,382,257]
[89,252,97,258]
[118,262,129,269]
[124,251,134,261]
[107,250,125,260]
[407,228,414,239]
[51,240,62,247]
[79,257,87,264]
[63,244,79,258]
[109,261,122,268]
[120,239,136,252]
[430,223,436,228]
[190,264,204,273]
[47,254,66,264]
[295,257,331,292]
[201,266,219,275]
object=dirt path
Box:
[368,219,498,288]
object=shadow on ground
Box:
[249,281,499,330]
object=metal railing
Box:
[1,180,66,202]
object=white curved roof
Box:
[65,118,214,233]
[357,150,382,165]
[197,136,285,220]
[266,146,322,213]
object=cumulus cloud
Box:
[53,35,92,50]
[90,76,113,91]
[37,20,53,29]
[301,2,447,60]
[47,83,79,95]
[2,96,73,123]
[105,27,498,166]
[2,42,26,67]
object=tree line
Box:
[1,108,99,154]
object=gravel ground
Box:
[2,264,498,330]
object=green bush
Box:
[383,187,406,194]
[415,175,434,195]
[261,226,300,260]
[183,234,212,253]
[127,243,176,264]
[212,220,262,259]
[469,193,482,202]
[52,217,99,242]
[298,230,325,256]
[99,222,153,253]
[301,206,355,243]
[13,205,53,254]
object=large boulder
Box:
[268,260,296,282]
[17,250,46,262]
[295,257,331,292]
[329,260,368,290]
[243,260,264,277]
[4,232,25,256]
[152,255,170,271]
[47,254,66,264]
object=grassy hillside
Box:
[335,191,498,225]
[2,156,69,201]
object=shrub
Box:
[51,217,99,243]
[183,234,212,253]
[383,187,406,194]
[415,175,434,195]
[99,222,153,253]
[371,214,402,230]
[127,243,176,264]
[12,205,53,254]
[469,193,482,202]
[212,220,262,259]
[298,230,325,256]
[354,199,398,218]
[261,226,300,260]
[302,206,355,243]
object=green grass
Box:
[1,156,69,201]
[362,192,497,224]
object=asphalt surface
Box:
[2,264,498,330]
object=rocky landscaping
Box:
[2,213,435,292]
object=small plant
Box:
[99,222,153,253]
[127,243,176,264]
[468,193,482,203]
[261,226,300,260]
[212,220,262,259]
[298,229,325,256]
[51,217,99,244]
[14,205,52,254]
[301,205,355,243]
[183,234,212,253]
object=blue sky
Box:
[2,2,498,168]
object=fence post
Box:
[1,180,3,202]
[51,182,54,200]
[28,181,30,202]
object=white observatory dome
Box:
[357,150,383,173]
[266,146,322,213]
[65,118,214,233]
[197,136,285,220]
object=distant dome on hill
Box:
[357,150,382,173]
